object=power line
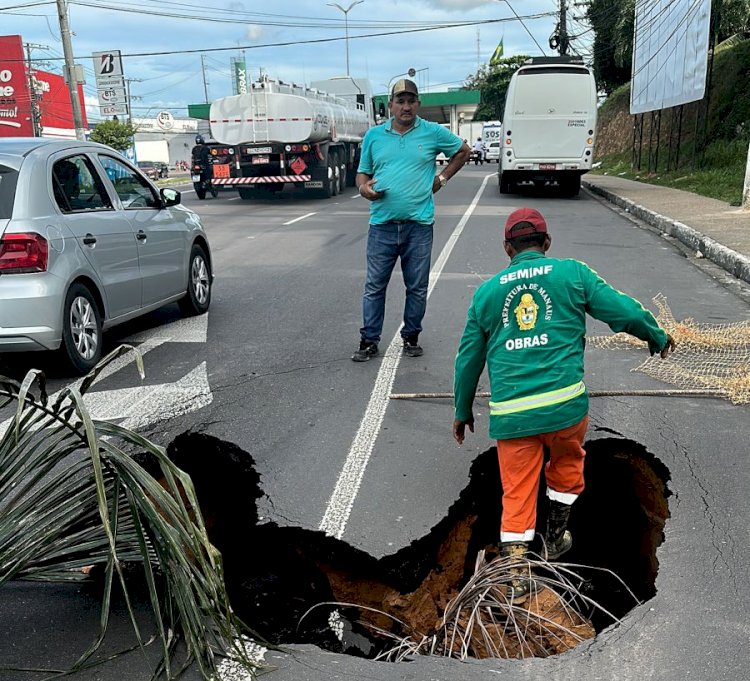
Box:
[2,13,558,62]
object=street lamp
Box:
[327,0,364,76]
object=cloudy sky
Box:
[3,0,592,122]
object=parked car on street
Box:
[137,160,168,180]
[0,138,213,374]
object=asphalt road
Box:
[2,165,750,680]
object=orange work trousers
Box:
[496,416,588,543]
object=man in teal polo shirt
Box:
[353,78,470,362]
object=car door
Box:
[97,155,187,307]
[51,153,142,319]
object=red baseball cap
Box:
[504,207,548,239]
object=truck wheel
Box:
[322,158,335,198]
[238,187,254,200]
[194,182,206,200]
[338,157,347,195]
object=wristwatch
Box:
[438,174,448,187]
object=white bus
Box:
[499,57,597,196]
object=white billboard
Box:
[630,0,712,115]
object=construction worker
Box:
[452,207,675,602]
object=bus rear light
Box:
[587,137,593,145]
[0,233,49,273]
[505,139,512,145]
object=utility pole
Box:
[558,0,570,56]
[200,54,209,103]
[24,42,46,137]
[124,78,142,125]
[55,0,86,140]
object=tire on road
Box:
[179,244,212,316]
[194,182,206,200]
[60,282,103,375]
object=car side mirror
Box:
[160,187,181,207]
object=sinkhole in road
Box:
[167,432,670,660]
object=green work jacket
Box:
[454,250,668,440]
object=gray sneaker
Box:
[402,335,423,357]
[352,341,379,362]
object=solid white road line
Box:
[319,173,494,539]
[283,212,317,225]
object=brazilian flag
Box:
[490,37,504,65]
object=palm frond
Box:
[0,347,260,680]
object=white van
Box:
[499,57,597,196]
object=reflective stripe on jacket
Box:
[454,251,668,440]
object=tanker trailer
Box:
[209,77,371,199]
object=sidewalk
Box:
[582,174,750,285]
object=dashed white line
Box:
[318,173,494,539]
[283,212,317,225]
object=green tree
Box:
[588,0,750,95]
[587,0,633,95]
[465,55,529,121]
[89,119,136,152]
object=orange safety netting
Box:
[587,294,750,404]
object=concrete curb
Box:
[583,179,750,286]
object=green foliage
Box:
[708,38,750,142]
[587,0,634,94]
[717,0,750,42]
[0,347,259,680]
[593,138,747,206]
[465,55,530,121]
[89,119,137,152]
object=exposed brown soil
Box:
[164,432,670,661]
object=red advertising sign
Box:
[0,34,33,137]
[0,34,88,138]
[33,70,88,135]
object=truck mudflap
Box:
[212,175,312,184]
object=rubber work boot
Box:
[545,499,573,560]
[500,541,532,603]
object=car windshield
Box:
[138,162,155,168]
[0,165,19,219]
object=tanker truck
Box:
[208,76,373,199]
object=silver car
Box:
[0,138,213,374]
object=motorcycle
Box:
[469,149,485,166]
[191,160,218,200]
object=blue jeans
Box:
[360,221,434,344]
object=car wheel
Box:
[61,283,103,375]
[179,244,211,316]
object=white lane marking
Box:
[319,173,494,539]
[123,313,209,344]
[83,362,212,431]
[283,212,317,226]
[0,315,211,438]
[350,193,361,199]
